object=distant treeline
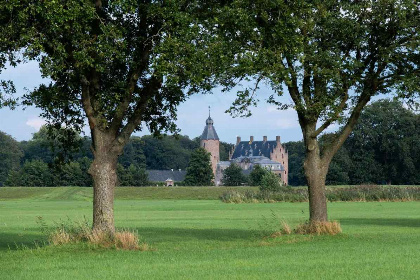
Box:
[286,100,420,186]
[0,100,418,186]
[0,128,233,187]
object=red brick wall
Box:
[200,139,220,176]
[270,141,288,185]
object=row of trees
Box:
[0,127,233,186]
[1,100,418,187]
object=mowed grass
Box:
[0,187,419,280]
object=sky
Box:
[1,61,314,144]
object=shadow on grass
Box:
[0,227,259,251]
[341,218,420,228]
[0,232,47,251]
[131,227,258,242]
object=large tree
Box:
[215,1,419,222]
[5,1,218,234]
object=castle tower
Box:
[200,107,220,176]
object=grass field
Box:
[0,187,419,279]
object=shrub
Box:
[222,163,247,186]
[221,185,420,204]
[249,165,269,186]
[259,172,282,192]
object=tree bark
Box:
[88,130,121,235]
[303,126,328,222]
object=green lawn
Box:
[0,187,419,279]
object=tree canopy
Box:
[213,0,419,222]
[2,0,224,233]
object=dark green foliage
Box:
[283,100,420,186]
[117,164,148,187]
[346,100,420,185]
[219,141,234,161]
[141,135,199,170]
[222,163,247,186]
[283,141,306,186]
[6,160,53,187]
[259,172,282,192]
[20,126,92,165]
[118,137,146,169]
[248,165,269,186]
[184,148,213,186]
[0,131,22,186]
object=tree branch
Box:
[80,76,97,130]
[321,89,371,165]
[312,87,349,138]
[114,75,162,147]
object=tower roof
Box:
[200,107,219,140]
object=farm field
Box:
[0,187,419,279]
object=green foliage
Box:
[283,141,306,186]
[222,163,247,186]
[19,126,92,165]
[0,131,22,186]
[184,148,213,186]
[214,1,419,219]
[249,165,269,186]
[117,164,148,187]
[6,160,53,187]
[259,172,282,192]
[346,100,420,185]
[55,160,92,187]
[141,135,199,170]
[219,141,234,161]
[283,100,420,186]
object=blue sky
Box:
[0,61,308,143]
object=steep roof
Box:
[200,116,219,140]
[231,141,279,159]
[146,170,186,182]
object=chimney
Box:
[263,136,267,142]
[236,136,241,145]
[250,136,254,142]
[276,136,281,143]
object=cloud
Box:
[275,119,298,129]
[26,117,46,130]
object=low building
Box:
[146,169,186,185]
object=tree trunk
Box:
[303,128,328,222]
[88,131,120,235]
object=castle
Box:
[200,112,288,186]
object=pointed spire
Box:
[201,106,219,140]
